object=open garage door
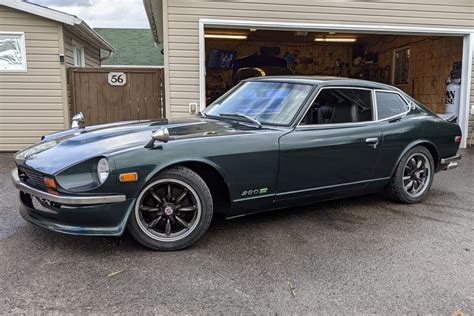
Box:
[199,22,472,147]
[204,28,463,117]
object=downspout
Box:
[100,50,114,62]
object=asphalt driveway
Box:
[1,150,473,314]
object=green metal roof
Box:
[94,28,163,66]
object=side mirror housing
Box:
[152,127,170,143]
[71,112,85,129]
[145,127,171,148]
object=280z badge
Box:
[241,187,268,197]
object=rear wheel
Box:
[128,166,213,250]
[388,146,434,204]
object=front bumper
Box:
[11,168,134,236]
[440,154,462,171]
[11,168,126,205]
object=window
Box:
[375,91,408,120]
[0,32,27,72]
[300,88,373,125]
[73,40,85,67]
[205,81,313,125]
[393,47,410,85]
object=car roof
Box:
[249,76,399,91]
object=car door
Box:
[276,87,383,200]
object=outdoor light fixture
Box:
[205,34,248,39]
[315,37,357,43]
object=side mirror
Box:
[151,127,170,143]
[71,112,85,129]
[145,127,171,148]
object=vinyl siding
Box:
[164,0,474,118]
[63,28,101,68]
[0,5,65,151]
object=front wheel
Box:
[128,166,213,250]
[388,146,434,204]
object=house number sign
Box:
[108,72,127,86]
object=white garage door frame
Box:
[198,19,474,148]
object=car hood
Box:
[15,116,275,174]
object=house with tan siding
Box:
[144,0,474,148]
[0,0,113,151]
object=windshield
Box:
[204,81,314,125]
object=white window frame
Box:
[72,39,85,67]
[391,46,410,85]
[0,32,27,72]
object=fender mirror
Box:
[145,127,171,148]
[151,127,170,143]
[71,112,85,129]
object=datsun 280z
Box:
[11,77,462,250]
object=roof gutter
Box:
[76,21,115,52]
[143,0,162,44]
[0,0,114,53]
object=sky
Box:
[27,0,150,28]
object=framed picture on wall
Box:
[208,49,236,69]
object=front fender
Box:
[142,157,231,192]
[112,145,233,200]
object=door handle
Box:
[366,137,379,148]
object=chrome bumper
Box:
[440,154,462,171]
[10,168,126,205]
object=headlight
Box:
[97,158,109,184]
[56,157,111,192]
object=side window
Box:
[376,92,408,120]
[301,88,373,125]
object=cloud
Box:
[27,0,150,28]
[28,0,93,7]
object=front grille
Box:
[18,167,47,190]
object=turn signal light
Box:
[44,177,57,189]
[119,172,138,183]
[454,136,462,143]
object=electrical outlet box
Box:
[189,103,198,114]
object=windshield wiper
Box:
[219,112,262,128]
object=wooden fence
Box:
[68,67,164,125]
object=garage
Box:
[204,28,464,117]
[143,0,474,148]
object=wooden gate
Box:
[68,67,164,125]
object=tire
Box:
[128,166,213,250]
[388,146,434,204]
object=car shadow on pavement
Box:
[7,193,390,253]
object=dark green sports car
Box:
[11,77,462,250]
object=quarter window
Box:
[301,88,373,125]
[376,91,408,120]
[0,32,27,72]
